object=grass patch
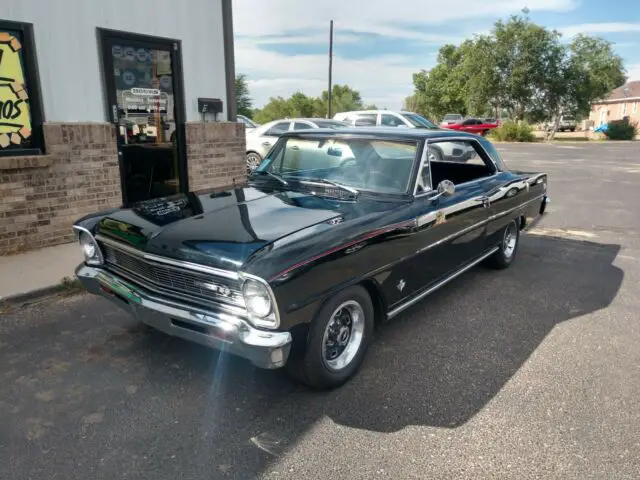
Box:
[489,121,535,142]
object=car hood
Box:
[92,186,375,271]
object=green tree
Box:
[251,85,375,123]
[235,74,253,118]
[410,44,470,121]
[320,84,365,115]
[407,15,626,135]
[252,96,293,124]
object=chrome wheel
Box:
[246,152,262,173]
[322,300,365,371]
[503,222,518,258]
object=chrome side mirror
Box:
[430,180,455,201]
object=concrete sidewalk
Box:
[0,242,83,304]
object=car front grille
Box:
[99,240,245,310]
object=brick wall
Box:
[186,122,246,192]
[0,121,246,256]
[0,123,121,255]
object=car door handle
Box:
[475,196,490,208]
[261,141,273,147]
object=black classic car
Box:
[74,128,548,389]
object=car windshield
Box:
[254,136,419,195]
[239,116,259,128]
[403,113,437,128]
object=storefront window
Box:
[0,21,43,156]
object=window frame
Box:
[0,19,45,157]
[413,137,499,197]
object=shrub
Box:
[606,121,637,140]
[490,121,535,142]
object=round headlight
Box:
[242,279,272,317]
[79,232,100,264]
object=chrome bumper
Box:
[75,264,292,369]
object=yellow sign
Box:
[0,31,31,149]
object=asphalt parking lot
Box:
[1,142,639,479]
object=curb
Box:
[1,282,85,309]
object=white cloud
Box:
[626,64,640,82]
[559,22,640,37]
[233,0,577,40]
[237,38,423,109]
[232,0,580,109]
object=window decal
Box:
[0,31,31,149]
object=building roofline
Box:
[593,97,640,105]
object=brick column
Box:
[185,122,246,192]
[0,123,121,255]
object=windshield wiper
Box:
[296,177,359,196]
[251,170,289,186]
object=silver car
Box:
[245,118,347,172]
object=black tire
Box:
[570,127,576,132]
[485,219,520,269]
[287,285,374,389]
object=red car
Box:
[440,118,498,136]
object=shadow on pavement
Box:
[0,234,623,479]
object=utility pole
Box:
[328,20,334,118]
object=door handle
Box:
[475,196,490,208]
[261,141,272,148]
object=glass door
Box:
[99,29,187,206]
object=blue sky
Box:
[233,0,640,110]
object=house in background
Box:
[589,81,640,127]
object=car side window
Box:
[427,140,496,187]
[354,114,377,126]
[265,122,291,136]
[381,114,403,127]
[293,122,313,130]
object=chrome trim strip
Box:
[96,234,240,280]
[416,218,489,254]
[72,225,104,265]
[416,193,545,255]
[387,246,499,319]
[413,140,434,196]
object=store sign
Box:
[131,87,161,97]
[0,31,31,149]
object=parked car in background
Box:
[334,110,438,129]
[74,127,548,389]
[441,117,499,136]
[543,116,577,132]
[441,113,464,125]
[237,114,259,131]
[245,118,348,172]
[481,117,498,124]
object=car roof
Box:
[279,127,481,140]
[296,118,345,122]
